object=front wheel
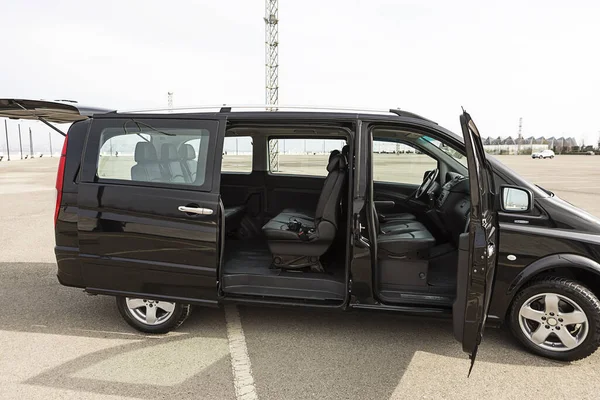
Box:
[116,296,192,333]
[509,277,600,361]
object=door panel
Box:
[264,174,324,217]
[77,116,225,303]
[453,110,499,371]
[220,171,265,217]
[373,182,427,217]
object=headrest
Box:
[328,149,341,163]
[342,145,349,160]
[161,143,179,161]
[134,142,158,163]
[327,153,347,172]
[178,143,196,160]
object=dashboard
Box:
[434,172,471,243]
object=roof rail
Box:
[118,104,433,122]
[120,104,398,114]
[388,108,435,123]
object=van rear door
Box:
[77,114,226,304]
[0,98,112,125]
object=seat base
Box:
[379,212,416,223]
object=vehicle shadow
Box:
[237,305,568,400]
[1,262,568,400]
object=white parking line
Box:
[225,304,259,400]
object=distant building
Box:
[482,136,578,155]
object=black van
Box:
[3,99,600,367]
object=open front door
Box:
[453,110,498,374]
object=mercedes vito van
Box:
[3,98,600,369]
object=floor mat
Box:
[223,239,276,275]
[223,238,345,281]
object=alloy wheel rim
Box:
[518,292,589,352]
[125,297,176,326]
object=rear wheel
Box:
[116,296,192,333]
[509,277,600,361]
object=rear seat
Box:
[161,143,188,183]
[131,142,163,182]
[178,144,197,183]
[270,208,315,227]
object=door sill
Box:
[378,290,454,307]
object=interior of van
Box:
[219,126,352,303]
[217,124,470,308]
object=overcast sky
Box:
[1,0,599,153]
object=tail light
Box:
[54,135,68,226]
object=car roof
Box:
[99,105,465,148]
[118,105,434,121]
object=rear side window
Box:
[94,119,216,188]
[268,138,346,176]
[222,136,253,173]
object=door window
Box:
[222,136,253,173]
[372,139,437,184]
[268,138,346,176]
[95,119,215,188]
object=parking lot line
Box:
[225,305,259,400]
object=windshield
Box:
[420,136,468,167]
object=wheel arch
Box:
[506,254,600,313]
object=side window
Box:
[372,139,437,184]
[97,124,211,186]
[98,133,150,181]
[222,136,253,173]
[268,138,346,176]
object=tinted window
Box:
[268,138,346,176]
[222,136,252,173]
[372,139,437,184]
[96,120,213,187]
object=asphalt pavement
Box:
[2,157,600,400]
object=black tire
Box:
[116,296,192,334]
[509,277,600,361]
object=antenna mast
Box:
[517,117,523,154]
[265,0,279,171]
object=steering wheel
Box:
[415,168,439,199]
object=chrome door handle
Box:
[178,206,214,215]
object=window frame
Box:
[221,135,254,175]
[266,135,348,178]
[82,116,221,193]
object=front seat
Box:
[262,151,348,271]
[372,203,436,257]
[131,142,163,182]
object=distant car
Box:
[532,149,555,159]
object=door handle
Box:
[178,206,214,215]
[487,243,495,258]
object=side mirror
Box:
[501,186,533,213]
